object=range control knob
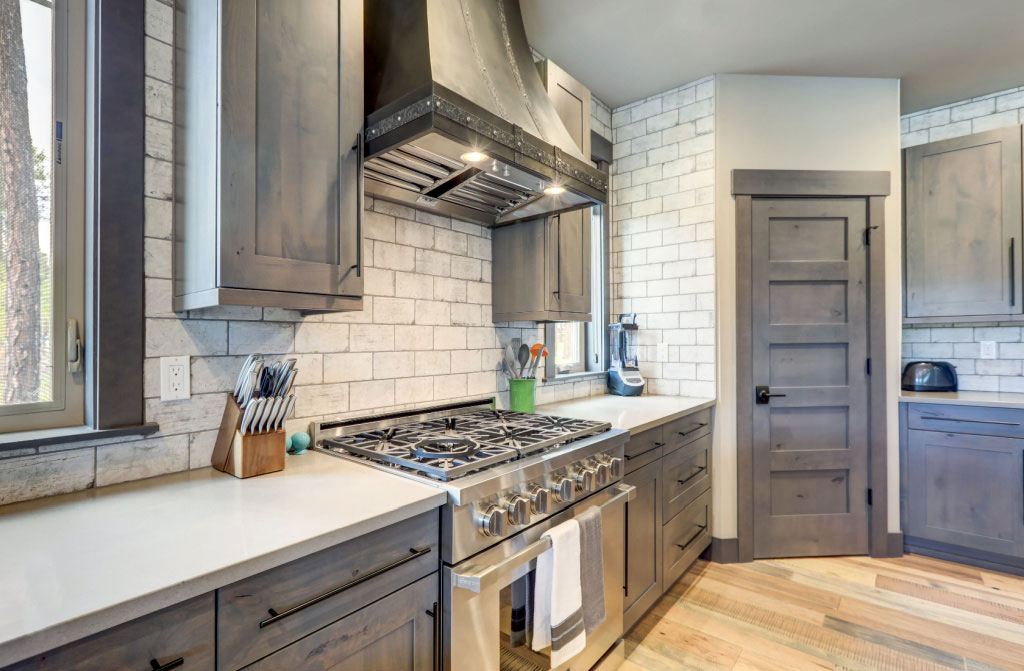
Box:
[608,457,624,478]
[527,486,550,514]
[595,462,611,487]
[553,477,575,503]
[576,468,596,493]
[505,495,530,526]
[477,505,504,537]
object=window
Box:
[546,203,607,378]
[0,0,85,432]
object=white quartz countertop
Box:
[899,390,1024,409]
[0,451,446,667]
[538,394,716,434]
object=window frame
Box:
[0,0,86,432]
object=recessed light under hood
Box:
[363,0,607,227]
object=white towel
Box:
[531,519,586,667]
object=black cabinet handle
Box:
[427,601,441,671]
[676,524,708,551]
[625,441,665,460]
[1011,237,1016,307]
[653,441,666,448]
[677,466,707,488]
[260,546,431,628]
[921,416,1021,427]
[678,422,708,438]
[148,658,183,671]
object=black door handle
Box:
[148,658,184,671]
[755,385,786,404]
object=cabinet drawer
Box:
[663,433,711,520]
[662,490,711,589]
[5,594,214,671]
[663,408,712,455]
[218,510,438,670]
[244,573,438,671]
[907,403,1024,438]
[624,426,665,474]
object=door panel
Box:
[623,458,661,631]
[905,429,1023,557]
[904,126,1023,318]
[546,209,592,314]
[752,198,870,558]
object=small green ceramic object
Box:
[285,435,293,452]
[508,378,536,413]
[289,431,311,455]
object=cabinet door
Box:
[220,0,363,298]
[546,208,592,315]
[623,457,662,632]
[244,574,438,671]
[905,126,1023,318]
[905,429,1023,557]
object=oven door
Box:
[443,483,634,671]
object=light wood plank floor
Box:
[623,555,1024,671]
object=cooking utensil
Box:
[275,358,297,395]
[528,346,548,378]
[233,354,257,400]
[526,343,543,378]
[239,398,258,436]
[259,396,278,433]
[517,344,530,377]
[280,395,296,430]
[280,369,297,396]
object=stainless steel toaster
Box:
[901,361,958,392]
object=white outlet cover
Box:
[980,341,998,360]
[160,356,191,401]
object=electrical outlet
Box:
[160,356,190,401]
[980,341,998,360]
[656,342,669,361]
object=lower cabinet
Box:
[623,458,662,631]
[901,403,1024,570]
[244,574,438,670]
[622,405,713,632]
[4,594,215,671]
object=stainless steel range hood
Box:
[363,0,607,227]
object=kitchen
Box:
[1,0,1024,669]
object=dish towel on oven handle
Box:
[531,518,585,666]
[576,505,606,635]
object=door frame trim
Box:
[733,169,891,561]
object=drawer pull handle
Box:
[678,422,708,437]
[920,416,1021,427]
[676,524,708,551]
[677,466,707,487]
[625,442,664,460]
[148,658,184,671]
[260,545,432,628]
[653,441,666,448]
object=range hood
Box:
[363,0,607,227]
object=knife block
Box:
[211,395,286,478]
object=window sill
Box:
[542,371,608,384]
[0,423,160,453]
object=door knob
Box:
[755,385,787,404]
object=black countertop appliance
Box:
[901,361,958,392]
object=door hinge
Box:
[865,358,871,375]
[864,225,879,246]
[867,488,873,506]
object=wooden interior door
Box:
[751,198,871,558]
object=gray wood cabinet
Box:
[4,594,214,671]
[621,406,713,632]
[174,0,365,312]
[623,457,662,632]
[244,574,437,671]
[492,59,595,323]
[901,402,1024,571]
[904,125,1023,321]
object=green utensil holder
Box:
[509,378,536,413]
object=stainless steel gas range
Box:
[314,399,633,671]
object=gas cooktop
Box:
[320,407,610,481]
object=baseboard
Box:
[710,537,740,563]
[886,532,904,558]
[905,536,1024,577]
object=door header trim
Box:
[732,169,891,197]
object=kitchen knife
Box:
[280,395,296,430]
[281,369,297,397]
[233,354,257,401]
[267,396,286,432]
[274,358,296,395]
[263,396,283,433]
[240,398,258,436]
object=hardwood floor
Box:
[623,555,1024,671]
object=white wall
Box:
[713,75,903,537]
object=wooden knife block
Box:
[211,395,286,478]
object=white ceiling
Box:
[520,0,1024,114]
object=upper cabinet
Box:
[492,60,598,322]
[174,0,364,313]
[904,126,1023,321]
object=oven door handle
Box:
[452,484,636,594]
